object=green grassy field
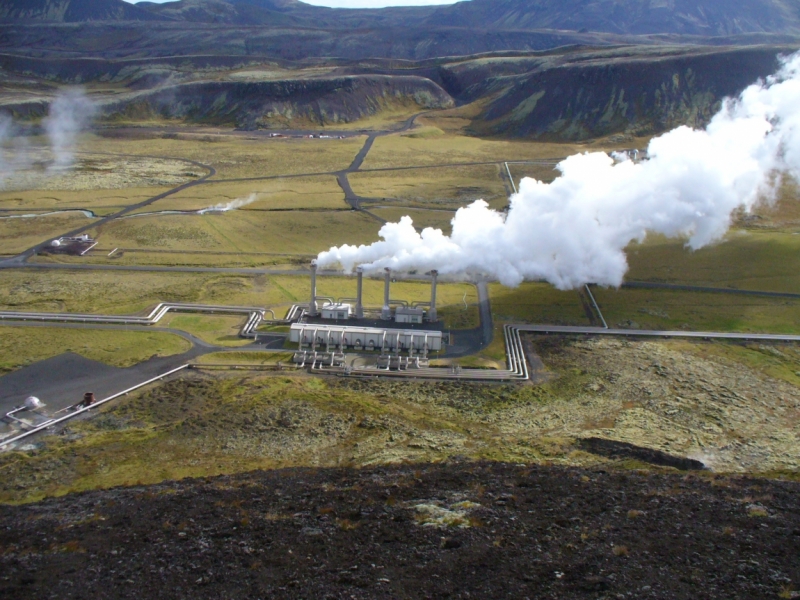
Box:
[159,314,253,347]
[0,270,276,314]
[0,213,96,254]
[368,207,455,233]
[85,134,367,179]
[0,270,479,327]
[505,162,561,186]
[4,122,800,367]
[36,251,309,269]
[88,210,383,255]
[127,176,346,214]
[0,326,191,374]
[592,287,800,334]
[361,130,587,170]
[352,164,507,210]
[194,351,295,365]
[625,231,800,293]
[0,187,169,213]
[488,278,800,334]
[0,373,560,503]
[489,282,589,325]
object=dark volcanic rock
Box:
[103,75,454,128]
[0,462,798,599]
[471,46,793,139]
[577,437,707,470]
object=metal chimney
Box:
[381,268,392,320]
[428,270,438,322]
[355,267,364,319]
[309,261,318,317]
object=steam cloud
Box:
[0,88,96,185]
[198,193,260,214]
[0,114,34,183]
[318,51,800,289]
[0,115,14,178]
[43,88,97,170]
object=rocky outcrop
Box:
[1,462,799,599]
[102,76,454,128]
[454,46,796,139]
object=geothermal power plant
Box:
[289,262,444,370]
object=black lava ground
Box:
[1,462,799,599]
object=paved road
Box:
[516,324,800,342]
[0,263,314,274]
[0,112,424,268]
[0,112,567,271]
[622,280,800,299]
[0,320,218,347]
[333,112,425,223]
[0,351,204,416]
[0,155,216,267]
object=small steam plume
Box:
[0,114,34,187]
[0,114,14,181]
[198,193,260,214]
[318,51,800,289]
[44,88,97,171]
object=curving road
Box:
[0,153,216,267]
[333,112,425,222]
[0,111,565,273]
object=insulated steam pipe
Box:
[0,365,190,450]
[583,284,608,329]
[381,268,392,320]
[429,270,438,322]
[356,267,364,319]
[309,261,318,317]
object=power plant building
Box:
[320,303,351,320]
[290,323,443,352]
[395,307,424,324]
[299,263,445,368]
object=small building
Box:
[395,307,424,324]
[48,235,97,256]
[321,303,351,320]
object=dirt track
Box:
[1,461,799,599]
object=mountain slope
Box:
[455,46,791,139]
[7,0,800,36]
[426,0,800,36]
[0,0,168,21]
[136,0,312,26]
[101,75,454,128]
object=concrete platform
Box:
[0,348,203,417]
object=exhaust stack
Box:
[309,261,318,317]
[355,267,364,319]
[381,268,392,320]
[428,270,438,322]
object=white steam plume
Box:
[0,114,14,182]
[198,193,260,214]
[44,88,97,170]
[318,51,800,289]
